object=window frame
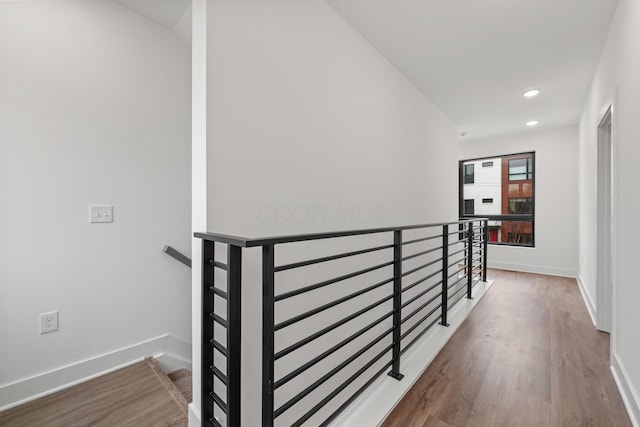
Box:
[508,157,533,181]
[463,164,475,184]
[463,199,475,215]
[459,152,535,247]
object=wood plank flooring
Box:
[0,358,188,427]
[382,269,631,427]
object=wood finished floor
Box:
[382,269,631,427]
[0,358,188,427]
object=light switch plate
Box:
[89,205,113,223]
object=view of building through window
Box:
[459,152,535,246]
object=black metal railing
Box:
[196,218,488,427]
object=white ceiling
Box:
[326,0,619,140]
[109,0,618,139]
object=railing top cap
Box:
[194,218,488,247]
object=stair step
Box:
[168,368,192,404]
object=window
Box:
[508,157,533,181]
[464,199,474,215]
[459,152,535,247]
[508,197,532,214]
[464,164,474,184]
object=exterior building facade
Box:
[500,153,534,244]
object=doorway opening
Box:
[596,105,613,333]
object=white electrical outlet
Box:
[40,311,59,334]
[89,205,113,223]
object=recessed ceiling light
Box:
[523,89,540,98]
[526,120,539,127]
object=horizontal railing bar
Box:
[450,289,469,307]
[290,345,394,427]
[210,338,228,357]
[209,286,227,300]
[448,257,466,269]
[400,317,441,355]
[210,391,227,413]
[448,247,466,258]
[448,229,465,236]
[447,266,466,280]
[275,294,393,360]
[401,281,442,310]
[447,240,464,247]
[448,274,467,290]
[275,244,394,272]
[274,277,394,331]
[195,219,489,247]
[447,263,467,279]
[209,259,228,271]
[401,257,442,278]
[274,328,393,418]
[448,282,468,301]
[473,271,482,282]
[400,303,442,340]
[401,269,442,294]
[319,360,394,427]
[402,234,441,246]
[210,364,228,384]
[460,214,531,221]
[471,264,482,272]
[275,261,394,301]
[472,257,482,265]
[274,310,394,390]
[401,245,442,262]
[401,291,442,325]
[210,313,227,328]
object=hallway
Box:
[382,270,631,427]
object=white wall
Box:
[459,126,579,277]
[579,0,640,423]
[0,0,191,399]
[200,1,459,425]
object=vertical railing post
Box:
[483,219,489,282]
[262,244,275,427]
[439,225,450,327]
[227,245,242,426]
[202,240,215,426]
[388,230,404,381]
[467,222,474,299]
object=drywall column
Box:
[190,0,207,425]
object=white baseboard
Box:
[576,273,597,328]
[157,335,192,373]
[611,353,640,427]
[488,261,576,278]
[329,280,494,427]
[188,403,201,427]
[0,334,191,412]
